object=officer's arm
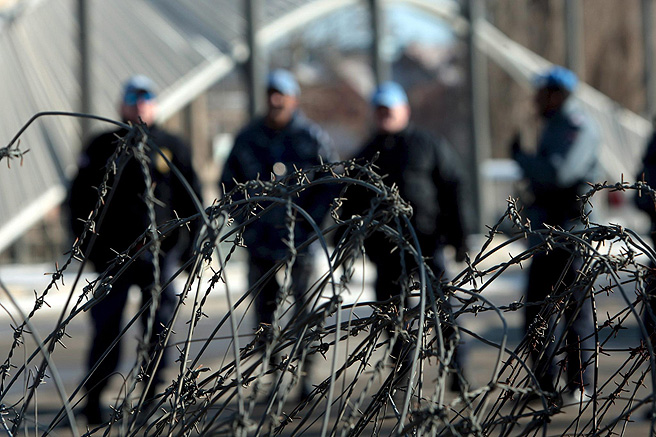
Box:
[514,151,558,187]
[316,127,338,164]
[303,125,339,225]
[219,137,246,197]
[170,136,203,206]
[67,142,103,239]
[552,119,600,187]
[433,136,470,251]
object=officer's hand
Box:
[510,132,522,158]
[455,245,468,263]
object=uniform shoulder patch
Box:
[155,147,173,174]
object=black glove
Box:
[510,132,522,158]
[455,244,468,263]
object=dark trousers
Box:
[248,254,315,380]
[524,248,594,392]
[371,248,420,363]
[248,255,314,327]
[369,244,465,384]
[370,241,446,302]
[643,232,656,342]
[84,254,178,404]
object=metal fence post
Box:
[246,0,265,119]
[564,0,584,77]
[78,0,91,141]
[643,0,655,119]
[465,0,489,232]
[369,0,390,86]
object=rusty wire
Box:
[1,118,656,435]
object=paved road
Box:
[1,237,655,435]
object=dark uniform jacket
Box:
[68,126,201,268]
[636,132,656,240]
[220,112,336,260]
[342,124,470,259]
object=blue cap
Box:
[122,75,156,105]
[371,81,408,108]
[534,66,578,92]
[267,69,300,96]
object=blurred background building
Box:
[0,0,654,263]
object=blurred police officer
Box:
[68,75,201,423]
[512,66,601,403]
[220,69,336,399]
[341,81,471,387]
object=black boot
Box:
[81,395,103,425]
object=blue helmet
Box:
[371,81,408,108]
[122,75,156,105]
[534,66,578,92]
[267,69,300,97]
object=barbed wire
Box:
[2,119,656,435]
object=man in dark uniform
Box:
[219,69,336,399]
[636,125,656,337]
[68,75,201,423]
[512,66,600,404]
[340,81,470,386]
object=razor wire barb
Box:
[2,117,656,435]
